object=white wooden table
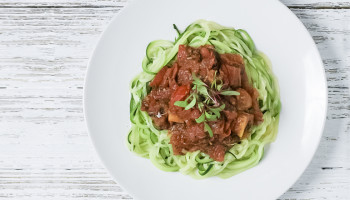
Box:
[0,0,349,199]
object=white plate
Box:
[84,0,327,199]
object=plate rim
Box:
[83,0,328,199]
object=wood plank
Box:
[0,4,349,200]
[0,1,127,7]
[282,0,350,8]
[0,6,131,200]
[0,0,348,8]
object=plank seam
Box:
[288,5,350,9]
[0,5,124,9]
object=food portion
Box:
[128,20,281,178]
[141,45,263,162]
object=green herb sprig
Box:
[174,73,240,137]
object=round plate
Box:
[84,0,327,199]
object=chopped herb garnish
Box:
[192,74,207,87]
[220,91,240,96]
[205,111,217,121]
[216,83,223,91]
[174,101,188,107]
[173,73,241,138]
[195,113,205,123]
[173,24,181,36]
[197,102,204,112]
[211,71,218,89]
[204,122,213,137]
[185,96,196,110]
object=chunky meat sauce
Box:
[141,45,263,162]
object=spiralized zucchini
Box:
[127,20,281,178]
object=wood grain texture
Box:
[0,1,349,199]
[0,3,132,200]
[0,0,349,8]
[282,0,350,8]
[0,0,127,7]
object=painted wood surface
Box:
[0,1,349,199]
[0,0,348,7]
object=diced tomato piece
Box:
[170,85,191,106]
[149,67,168,87]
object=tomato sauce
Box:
[141,45,263,161]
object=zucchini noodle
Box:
[127,20,281,178]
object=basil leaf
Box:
[192,73,206,86]
[216,83,223,91]
[197,102,204,112]
[210,104,225,113]
[209,109,220,118]
[208,104,225,118]
[205,111,217,121]
[184,93,193,102]
[218,104,225,111]
[197,85,209,96]
[195,113,205,123]
[174,101,188,107]
[204,122,213,137]
[220,90,240,96]
[185,97,196,110]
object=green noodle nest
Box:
[128,20,281,178]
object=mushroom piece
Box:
[168,112,184,123]
[234,113,253,138]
